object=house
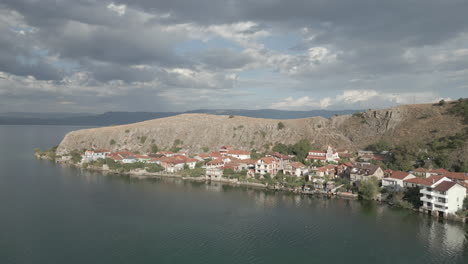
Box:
[357,150,374,161]
[382,171,416,191]
[336,162,353,178]
[219,145,233,154]
[122,156,138,163]
[349,163,384,183]
[135,154,151,163]
[306,146,340,163]
[403,177,432,188]
[312,164,336,178]
[443,172,468,184]
[206,157,232,169]
[84,149,111,161]
[255,157,279,176]
[156,151,175,157]
[266,152,292,171]
[225,149,251,160]
[284,162,308,177]
[160,155,198,173]
[230,159,256,172]
[205,168,224,180]
[413,168,430,178]
[427,168,450,176]
[420,180,467,216]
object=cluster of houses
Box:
[82,145,468,217]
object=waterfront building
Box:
[349,163,384,183]
[84,149,111,161]
[255,157,279,176]
[420,180,466,217]
[382,171,416,191]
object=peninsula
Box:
[37,99,468,221]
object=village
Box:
[52,144,468,221]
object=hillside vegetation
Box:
[56,100,468,172]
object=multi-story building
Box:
[255,157,279,176]
[420,180,466,217]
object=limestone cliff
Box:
[56,103,466,155]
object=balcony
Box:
[420,189,448,199]
[421,196,432,203]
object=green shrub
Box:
[277,122,285,130]
[110,139,116,145]
[140,136,147,144]
[151,144,158,153]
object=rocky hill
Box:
[56,102,467,160]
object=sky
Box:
[0,0,467,113]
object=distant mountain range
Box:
[0,109,360,126]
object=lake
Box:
[1,125,467,263]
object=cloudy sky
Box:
[0,0,467,113]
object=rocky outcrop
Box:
[56,103,466,155]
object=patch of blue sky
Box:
[175,37,242,55]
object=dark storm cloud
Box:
[0,22,63,80]
[0,0,467,112]
[118,0,468,45]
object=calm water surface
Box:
[1,125,468,264]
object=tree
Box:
[367,140,391,152]
[277,122,285,130]
[70,151,82,164]
[403,187,422,208]
[202,146,209,153]
[146,163,163,173]
[250,149,260,160]
[223,168,236,178]
[110,139,116,145]
[358,177,379,200]
[272,143,290,154]
[229,115,235,118]
[151,144,159,153]
[438,99,446,106]
[290,139,311,163]
[463,197,468,211]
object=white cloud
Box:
[107,3,127,16]
[269,90,451,110]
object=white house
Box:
[122,156,138,163]
[420,180,466,216]
[84,149,111,161]
[382,171,416,191]
[284,162,308,177]
[206,168,224,180]
[306,146,340,163]
[225,150,251,160]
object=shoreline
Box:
[36,155,466,224]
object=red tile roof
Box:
[426,175,446,184]
[413,168,429,173]
[403,177,431,186]
[433,181,457,192]
[257,157,276,164]
[443,172,468,181]
[429,168,450,175]
[388,171,411,180]
[290,162,306,169]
